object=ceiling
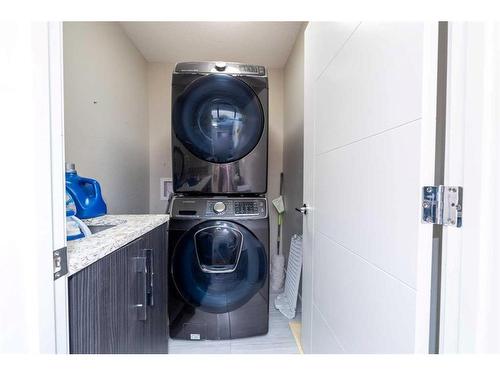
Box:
[120,22,304,68]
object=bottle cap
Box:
[65,162,76,172]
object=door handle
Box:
[144,249,154,307]
[133,256,147,321]
[295,204,308,215]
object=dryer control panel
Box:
[170,196,267,219]
[175,61,266,77]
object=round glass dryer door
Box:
[171,220,267,314]
[173,74,264,163]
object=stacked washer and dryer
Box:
[168,61,270,340]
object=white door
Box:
[302,22,439,353]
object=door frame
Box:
[48,21,70,354]
[30,21,68,353]
[439,22,500,353]
[36,20,69,354]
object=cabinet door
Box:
[143,224,169,354]
[68,237,146,354]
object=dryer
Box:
[171,61,268,195]
[168,196,269,340]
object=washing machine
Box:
[171,61,268,195]
[168,196,269,340]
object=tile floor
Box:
[169,293,301,354]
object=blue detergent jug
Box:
[65,163,107,219]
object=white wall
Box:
[64,22,149,214]
[148,62,174,214]
[267,69,284,257]
[282,25,305,260]
[147,64,284,255]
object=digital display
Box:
[234,201,258,215]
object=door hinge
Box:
[53,246,68,280]
[422,186,463,227]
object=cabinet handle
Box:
[133,256,147,321]
[144,249,154,307]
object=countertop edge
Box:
[67,215,169,277]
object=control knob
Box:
[215,61,227,71]
[213,201,226,214]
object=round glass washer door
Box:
[173,74,264,164]
[171,220,267,314]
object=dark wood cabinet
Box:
[68,223,168,354]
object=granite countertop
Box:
[67,214,169,276]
